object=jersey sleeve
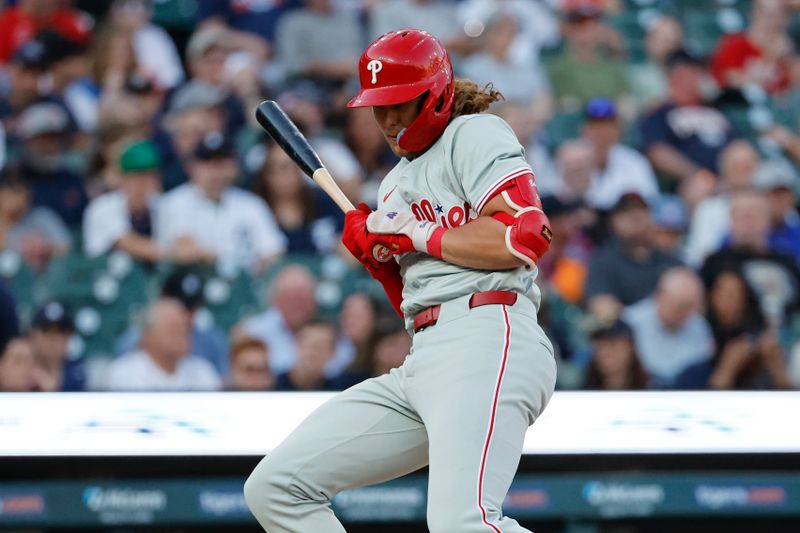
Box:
[449,115,533,215]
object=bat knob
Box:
[372,244,393,263]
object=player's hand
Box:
[342,203,394,267]
[366,210,445,258]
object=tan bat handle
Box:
[312,168,392,263]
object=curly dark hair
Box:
[451,78,504,118]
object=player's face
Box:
[371,94,426,159]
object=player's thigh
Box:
[248,370,429,498]
[409,303,556,525]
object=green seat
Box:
[0,250,37,325]
[151,0,200,30]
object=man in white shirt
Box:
[104,298,220,391]
[581,97,659,210]
[156,132,287,271]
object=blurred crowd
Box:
[0,0,800,393]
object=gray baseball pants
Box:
[244,292,556,532]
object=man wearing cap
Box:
[650,194,689,258]
[581,97,658,210]
[17,101,87,228]
[639,49,736,182]
[0,41,49,128]
[160,80,230,190]
[756,159,800,262]
[156,131,286,271]
[585,191,683,319]
[83,140,205,264]
[547,0,629,108]
[28,300,85,391]
[0,165,70,272]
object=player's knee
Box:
[243,456,289,518]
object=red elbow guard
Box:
[504,207,553,269]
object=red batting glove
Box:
[342,203,405,318]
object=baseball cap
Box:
[665,48,706,70]
[584,97,617,121]
[752,159,798,191]
[587,318,632,340]
[611,191,649,214]
[17,102,70,140]
[161,268,205,311]
[563,0,604,20]
[119,140,161,174]
[194,131,234,161]
[541,195,582,218]
[169,81,228,114]
[186,26,231,60]
[11,40,48,69]
[31,301,74,332]
[38,30,86,64]
[651,194,688,231]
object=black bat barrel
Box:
[255,100,323,178]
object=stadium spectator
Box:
[685,268,791,390]
[711,0,792,97]
[371,322,412,378]
[628,15,683,110]
[685,141,760,267]
[238,264,318,375]
[0,167,70,272]
[622,268,714,389]
[28,301,85,392]
[158,80,229,190]
[274,0,361,91]
[227,337,274,391]
[17,101,88,228]
[700,190,800,330]
[115,268,231,376]
[537,196,593,305]
[83,140,169,262]
[581,319,648,390]
[551,139,596,201]
[0,0,91,63]
[0,337,38,392]
[334,292,380,377]
[196,0,298,47]
[37,30,97,133]
[639,49,736,181]
[370,0,465,54]
[754,159,800,262]
[1,40,53,133]
[156,132,286,271]
[104,298,221,391]
[460,11,552,117]
[649,194,688,259]
[275,319,340,391]
[585,192,682,319]
[253,140,344,254]
[104,0,184,91]
[580,97,659,210]
[547,0,629,109]
[0,279,19,357]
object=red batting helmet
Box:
[347,29,455,153]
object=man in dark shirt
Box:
[28,300,85,391]
[639,49,736,181]
[585,192,683,319]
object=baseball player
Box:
[244,29,556,533]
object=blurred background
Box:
[0,0,799,531]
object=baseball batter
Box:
[244,29,556,533]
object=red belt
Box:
[412,290,518,333]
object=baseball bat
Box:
[255,100,391,262]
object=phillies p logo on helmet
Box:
[367,59,383,84]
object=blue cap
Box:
[585,97,617,121]
[651,194,688,231]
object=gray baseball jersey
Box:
[377,113,542,321]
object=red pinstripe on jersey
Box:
[477,304,512,532]
[475,167,532,214]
